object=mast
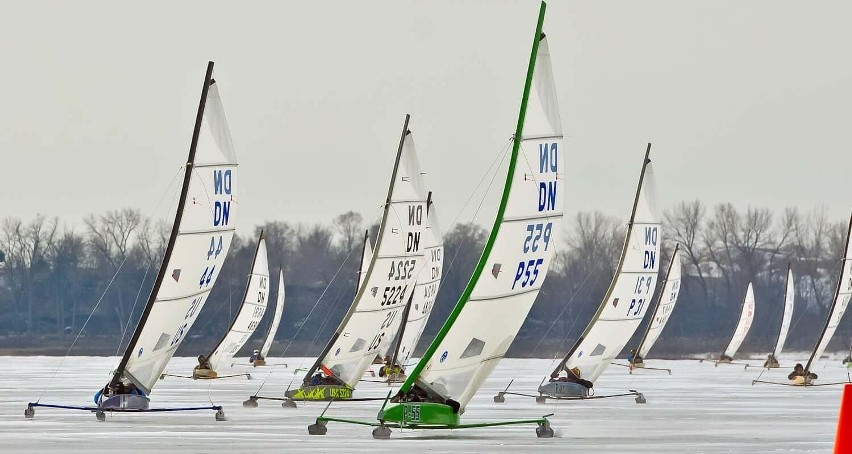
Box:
[770,263,792,356]
[205,230,265,359]
[551,143,652,377]
[398,2,547,395]
[300,116,411,385]
[632,243,680,364]
[110,61,215,387]
[389,291,416,370]
[805,213,852,372]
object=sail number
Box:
[388,259,416,281]
[403,404,421,422]
[199,266,216,288]
[626,275,654,316]
[523,223,552,253]
[367,332,385,352]
[381,285,408,306]
[513,258,544,290]
[207,235,224,260]
[381,310,398,329]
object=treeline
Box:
[0,202,850,358]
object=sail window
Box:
[153,333,171,352]
[459,338,486,359]
[590,344,606,356]
[349,338,366,352]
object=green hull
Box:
[379,402,460,427]
[285,385,353,401]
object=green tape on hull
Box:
[285,385,353,401]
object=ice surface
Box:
[0,355,846,452]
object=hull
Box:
[790,376,813,386]
[380,402,460,427]
[384,373,407,383]
[538,381,590,398]
[192,368,218,379]
[100,394,150,411]
[285,385,353,401]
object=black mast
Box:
[551,144,652,377]
[805,213,852,373]
[110,61,215,387]
[300,116,412,386]
[388,291,416,371]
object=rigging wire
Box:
[35,166,184,400]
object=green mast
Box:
[397,1,547,396]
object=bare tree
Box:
[663,200,709,300]
[333,211,363,255]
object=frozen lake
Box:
[0,355,846,452]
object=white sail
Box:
[723,283,755,359]
[115,66,238,394]
[357,235,373,292]
[637,246,682,359]
[772,267,794,358]
[393,208,444,367]
[807,216,852,369]
[260,269,286,359]
[312,121,430,388]
[411,35,564,410]
[206,235,270,370]
[558,152,660,384]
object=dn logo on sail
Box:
[213,169,232,227]
[538,143,558,212]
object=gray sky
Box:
[3,1,851,236]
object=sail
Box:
[771,266,794,358]
[555,148,660,384]
[260,268,286,359]
[391,207,444,367]
[806,214,852,371]
[357,233,374,291]
[401,30,564,411]
[722,283,755,359]
[206,234,270,370]
[306,116,430,388]
[110,62,238,394]
[637,245,683,360]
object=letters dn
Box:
[213,169,233,227]
[538,143,558,212]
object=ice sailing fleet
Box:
[21,0,852,440]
